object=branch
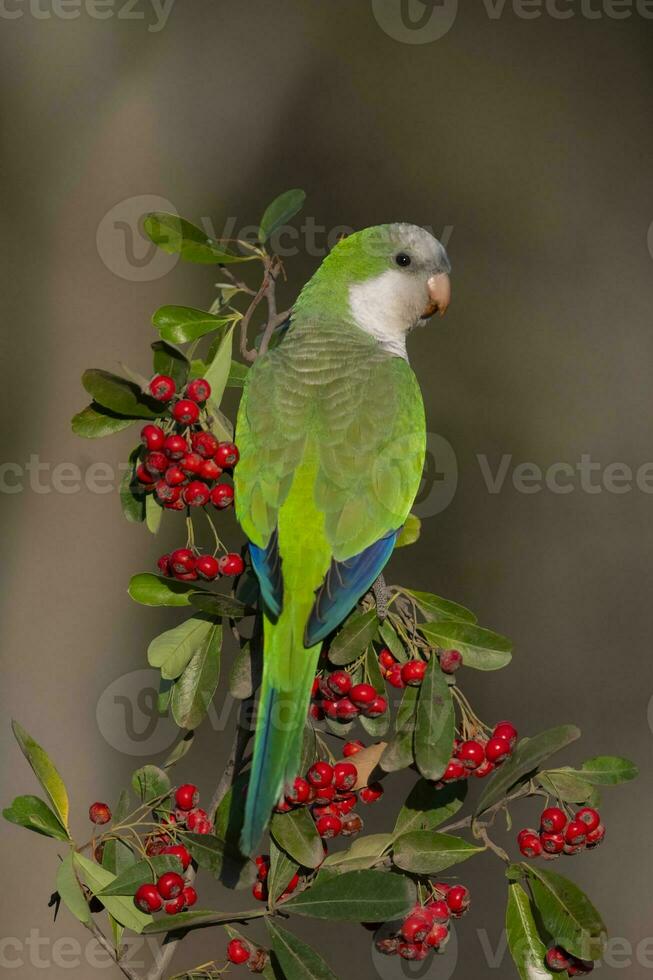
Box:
[82,919,142,980]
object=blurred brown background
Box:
[1,1,652,977]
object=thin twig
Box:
[83,919,142,980]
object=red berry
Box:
[341,812,364,836]
[149,374,176,401]
[518,829,543,858]
[378,648,396,669]
[191,431,219,458]
[457,740,486,770]
[328,670,352,696]
[156,871,185,900]
[446,884,470,916]
[401,912,431,943]
[183,481,210,507]
[227,939,251,964]
[180,452,203,475]
[401,660,427,686]
[164,895,186,915]
[335,792,357,814]
[182,885,198,908]
[545,946,574,972]
[145,451,169,475]
[541,807,567,834]
[186,378,211,403]
[281,872,300,896]
[493,721,518,747]
[433,882,451,898]
[215,553,243,577]
[210,483,235,508]
[398,942,428,961]
[333,761,358,792]
[565,820,587,846]
[89,802,111,825]
[385,663,406,688]
[199,458,222,481]
[195,555,220,580]
[349,683,376,707]
[170,550,195,575]
[172,399,200,425]
[426,899,450,923]
[312,783,336,804]
[186,807,210,831]
[322,699,339,720]
[136,464,156,485]
[286,777,311,806]
[359,781,384,804]
[165,465,187,486]
[307,761,333,788]
[576,807,601,833]
[161,844,192,871]
[343,740,365,757]
[157,556,172,578]
[485,737,511,764]
[334,697,358,721]
[439,649,463,673]
[214,441,239,468]
[315,813,342,838]
[140,424,165,450]
[424,923,449,948]
[540,831,565,854]
[442,759,467,782]
[134,883,163,913]
[155,481,182,505]
[364,695,388,718]
[585,823,606,847]
[163,434,188,459]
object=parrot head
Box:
[295,223,451,358]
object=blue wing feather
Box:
[249,529,283,619]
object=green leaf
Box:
[414,656,454,781]
[214,773,249,852]
[229,643,254,699]
[184,832,227,875]
[378,620,407,662]
[271,807,324,869]
[98,855,182,896]
[82,369,161,419]
[322,834,392,872]
[419,620,512,671]
[3,795,69,841]
[148,616,216,681]
[266,919,337,980]
[537,770,595,804]
[506,882,553,980]
[152,305,233,345]
[329,609,379,666]
[393,779,467,837]
[151,339,190,388]
[56,853,92,925]
[128,572,202,607]
[189,591,250,618]
[120,450,146,524]
[523,864,607,961]
[380,685,418,772]
[11,722,69,829]
[283,870,415,922]
[163,732,195,770]
[227,360,250,388]
[475,725,581,816]
[74,854,153,934]
[131,765,171,804]
[171,622,222,729]
[578,756,639,785]
[259,189,306,243]
[404,589,477,625]
[145,494,162,534]
[142,908,262,935]
[204,323,235,413]
[144,212,256,264]
[360,646,389,737]
[392,831,483,875]
[269,838,300,906]
[71,403,135,439]
[395,513,421,548]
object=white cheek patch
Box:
[348,269,424,360]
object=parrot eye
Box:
[395,252,411,268]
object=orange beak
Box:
[423,272,452,318]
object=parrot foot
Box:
[371,574,390,621]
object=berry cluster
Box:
[157,548,244,583]
[436,721,518,785]
[545,946,595,975]
[518,806,605,859]
[309,673,388,723]
[378,646,462,689]
[376,884,470,962]
[226,938,268,973]
[134,871,197,916]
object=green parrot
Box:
[234,223,451,855]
